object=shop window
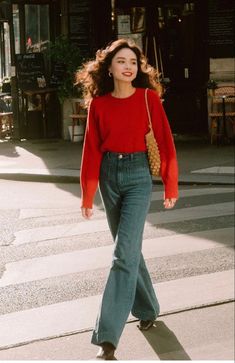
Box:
[25,4,50,53]
[116,7,146,50]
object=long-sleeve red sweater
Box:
[80,87,178,208]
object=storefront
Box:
[0,0,113,139]
[0,0,62,139]
[1,0,234,139]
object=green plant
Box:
[47,36,83,102]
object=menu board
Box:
[16,53,46,90]
[208,0,235,58]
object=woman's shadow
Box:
[140,320,191,360]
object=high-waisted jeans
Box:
[91,151,160,348]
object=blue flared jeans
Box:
[91,151,160,348]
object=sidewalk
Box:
[0,136,234,184]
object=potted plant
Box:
[47,36,85,141]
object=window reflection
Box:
[13,4,20,54]
[0,22,11,80]
[25,4,50,53]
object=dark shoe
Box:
[137,320,154,331]
[96,342,116,360]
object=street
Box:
[1,0,235,358]
[0,179,234,359]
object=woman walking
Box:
[77,38,178,360]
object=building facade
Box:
[0,0,234,138]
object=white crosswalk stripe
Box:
[14,201,234,245]
[0,227,233,287]
[18,187,234,219]
[0,186,234,349]
[0,270,234,349]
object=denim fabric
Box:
[91,151,160,348]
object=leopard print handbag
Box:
[145,88,161,177]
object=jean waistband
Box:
[105,151,147,160]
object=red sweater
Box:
[80,88,178,208]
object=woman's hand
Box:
[81,207,93,219]
[164,198,177,209]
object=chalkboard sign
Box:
[16,53,47,90]
[208,0,235,58]
[50,62,66,87]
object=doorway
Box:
[155,1,209,134]
[114,0,209,134]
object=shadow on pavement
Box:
[141,320,191,360]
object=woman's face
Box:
[108,47,138,83]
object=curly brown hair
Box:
[76,38,161,107]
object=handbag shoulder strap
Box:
[145,88,153,130]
